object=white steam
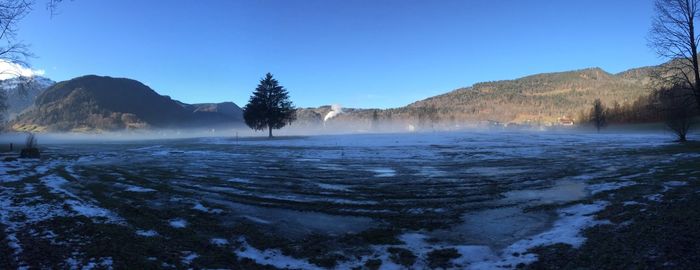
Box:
[324,104,343,122]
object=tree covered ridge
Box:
[404,67,653,125]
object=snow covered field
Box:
[0,131,696,269]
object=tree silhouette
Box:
[590,98,607,132]
[243,73,295,138]
[649,0,700,109]
[371,109,379,131]
[654,85,697,141]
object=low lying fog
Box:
[0,120,685,146]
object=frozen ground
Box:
[0,131,697,269]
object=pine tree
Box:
[590,98,607,132]
[243,73,296,138]
[371,110,379,130]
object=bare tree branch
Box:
[650,0,700,111]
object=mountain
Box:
[10,75,243,132]
[303,65,662,131]
[0,76,55,121]
[6,62,667,133]
[181,102,244,121]
[403,67,653,124]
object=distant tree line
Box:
[582,86,698,141]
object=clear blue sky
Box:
[18,0,660,109]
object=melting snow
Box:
[169,218,188,228]
[192,202,209,212]
[227,177,252,184]
[645,194,663,202]
[346,202,610,269]
[39,175,122,223]
[473,201,609,268]
[587,181,636,195]
[210,238,229,246]
[236,237,322,270]
[371,168,396,177]
[181,252,198,265]
[125,186,157,193]
[136,230,159,237]
[66,200,117,220]
[316,183,351,191]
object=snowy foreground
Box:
[0,131,697,269]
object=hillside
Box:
[312,66,655,128]
[298,65,662,132]
[10,75,243,132]
[5,63,666,133]
[404,67,653,124]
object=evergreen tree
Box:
[590,98,607,132]
[243,73,296,138]
[371,110,379,130]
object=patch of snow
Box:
[136,230,159,237]
[65,256,113,270]
[587,181,636,195]
[181,252,198,265]
[316,183,350,191]
[41,175,79,200]
[151,150,171,156]
[169,218,188,228]
[88,257,114,270]
[65,257,80,269]
[330,202,607,269]
[40,176,122,222]
[645,194,663,202]
[125,186,157,193]
[453,246,500,267]
[320,198,378,205]
[64,166,81,180]
[74,155,96,163]
[191,202,223,214]
[35,165,50,174]
[210,238,229,246]
[370,168,396,177]
[469,201,609,269]
[66,200,118,220]
[236,237,322,270]
[227,177,252,184]
[192,202,209,212]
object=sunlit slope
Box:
[405,67,654,124]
